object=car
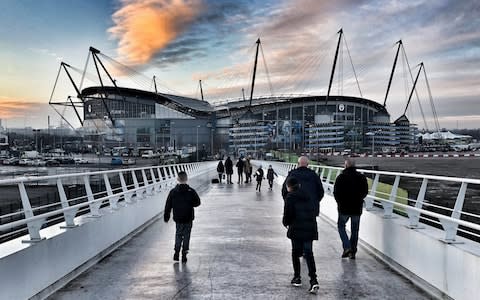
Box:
[111,157,123,165]
[57,157,75,164]
[19,159,33,166]
[74,158,88,164]
[3,158,19,165]
[45,159,60,166]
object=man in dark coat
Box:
[164,171,201,263]
[333,158,368,259]
[282,156,324,216]
[236,157,244,184]
[224,156,233,184]
[283,177,319,294]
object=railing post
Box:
[18,182,46,243]
[320,168,325,182]
[382,175,400,218]
[119,171,134,203]
[324,169,333,193]
[440,182,468,243]
[407,178,428,228]
[141,169,152,195]
[57,178,79,227]
[366,174,379,210]
[83,175,101,217]
[103,174,119,210]
[131,170,144,199]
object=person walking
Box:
[283,177,319,294]
[282,156,324,216]
[254,165,264,191]
[216,160,225,183]
[266,165,278,190]
[164,171,201,263]
[243,157,252,183]
[333,158,368,260]
[225,156,233,184]
[236,157,244,184]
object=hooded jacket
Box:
[283,189,318,241]
[164,184,201,223]
[282,167,324,216]
[333,167,368,215]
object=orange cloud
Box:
[108,0,202,65]
[0,98,43,119]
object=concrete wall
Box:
[0,166,215,300]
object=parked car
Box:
[3,157,19,165]
[111,157,123,165]
[45,159,60,166]
[19,159,33,166]
[57,157,75,164]
[74,158,88,164]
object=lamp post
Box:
[32,129,40,152]
[196,125,200,161]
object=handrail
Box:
[0,161,216,243]
[254,160,480,243]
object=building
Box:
[78,86,418,156]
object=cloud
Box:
[0,97,45,119]
[108,0,203,65]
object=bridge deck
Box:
[50,181,428,299]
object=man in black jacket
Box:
[164,171,201,263]
[225,156,233,184]
[282,156,324,216]
[283,177,319,294]
[333,158,368,259]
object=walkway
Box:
[50,180,429,299]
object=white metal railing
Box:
[0,162,216,243]
[256,160,480,243]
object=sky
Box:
[0,0,479,130]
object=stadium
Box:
[51,33,424,157]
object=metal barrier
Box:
[0,162,215,243]
[255,160,480,243]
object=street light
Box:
[366,129,382,154]
[196,125,200,161]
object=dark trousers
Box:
[268,179,274,188]
[175,222,192,254]
[256,180,262,190]
[226,174,232,183]
[337,214,361,253]
[237,171,243,183]
[291,239,317,282]
[218,172,223,182]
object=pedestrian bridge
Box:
[0,161,479,299]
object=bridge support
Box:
[57,178,79,228]
[439,182,467,243]
[18,182,46,243]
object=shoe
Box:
[349,252,356,260]
[173,252,179,262]
[341,249,351,258]
[309,280,319,294]
[182,253,187,263]
[291,276,302,287]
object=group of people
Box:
[216,157,278,191]
[164,155,368,295]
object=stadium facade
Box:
[80,86,418,156]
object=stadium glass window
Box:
[304,106,314,122]
[292,106,303,120]
[264,110,276,120]
[279,108,289,120]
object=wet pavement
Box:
[50,180,430,299]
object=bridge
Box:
[0,161,479,299]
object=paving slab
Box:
[50,180,430,300]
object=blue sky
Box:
[0,0,479,129]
